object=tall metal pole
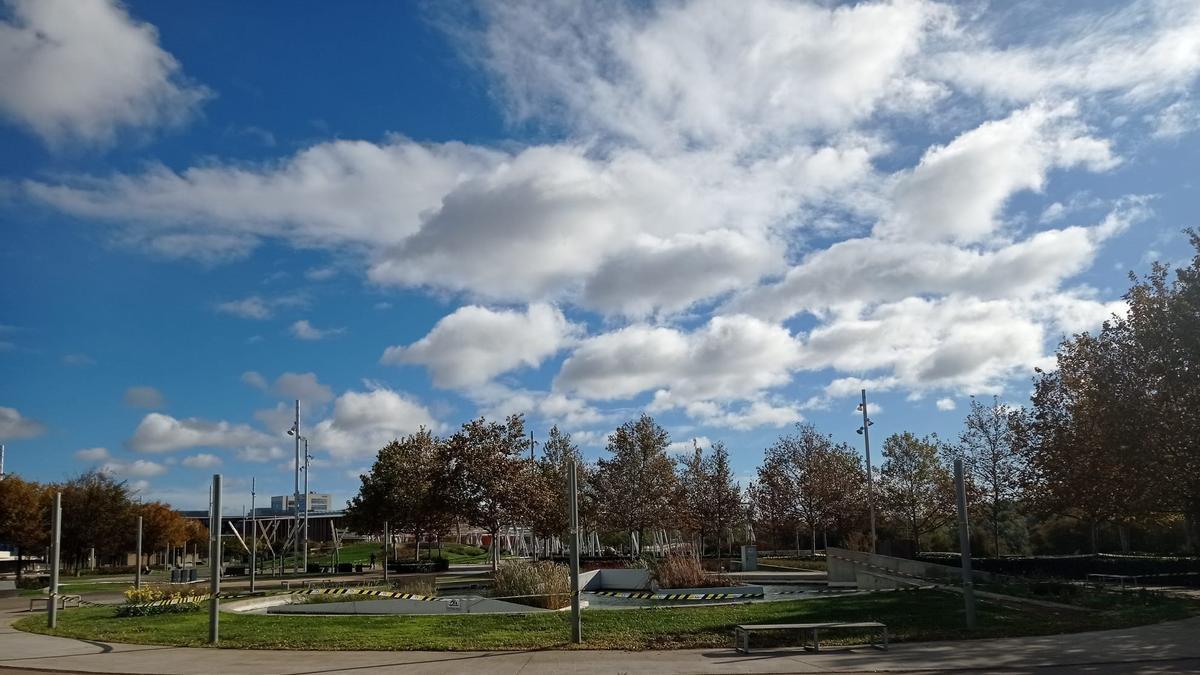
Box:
[302,438,309,574]
[382,521,389,582]
[0,444,6,477]
[135,515,143,589]
[250,477,256,593]
[48,492,61,628]
[293,399,300,575]
[860,389,877,553]
[567,459,582,644]
[209,473,222,644]
[954,458,977,629]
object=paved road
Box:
[3,599,1199,674]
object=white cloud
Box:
[875,102,1117,244]
[667,436,711,455]
[290,319,345,341]
[556,314,803,405]
[0,405,45,440]
[936,398,957,411]
[241,371,268,390]
[236,446,287,463]
[74,446,109,461]
[1149,99,1200,139]
[101,458,167,478]
[128,412,274,453]
[0,0,210,147]
[273,372,333,404]
[382,303,580,388]
[677,399,802,431]
[181,453,221,469]
[309,388,441,461]
[470,384,608,429]
[62,353,95,366]
[215,294,306,320]
[305,266,336,281]
[123,385,165,409]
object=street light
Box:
[857,390,878,554]
[285,401,300,574]
[298,437,311,574]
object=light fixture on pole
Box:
[857,389,878,554]
[286,401,300,575]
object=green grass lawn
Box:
[270,542,489,569]
[14,588,1198,651]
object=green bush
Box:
[492,561,570,609]
[115,600,204,617]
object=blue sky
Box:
[1,0,1197,512]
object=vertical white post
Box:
[383,521,389,583]
[48,492,61,628]
[135,515,143,589]
[568,459,581,643]
[954,458,976,629]
[860,389,877,553]
[250,477,256,593]
[209,474,222,644]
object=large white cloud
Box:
[0,0,209,146]
[382,303,580,388]
[556,314,803,404]
[310,388,441,461]
[0,405,45,440]
[272,372,333,404]
[128,412,275,453]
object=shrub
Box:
[390,574,437,596]
[651,553,738,589]
[492,561,570,609]
[117,585,207,617]
[17,577,47,590]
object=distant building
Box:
[271,493,333,513]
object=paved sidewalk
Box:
[2,603,1199,674]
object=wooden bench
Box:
[28,594,81,612]
[734,621,888,654]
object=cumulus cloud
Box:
[936,398,957,411]
[75,446,109,461]
[0,405,45,440]
[236,446,287,463]
[181,453,221,469]
[0,0,209,147]
[128,412,274,453]
[310,388,441,461]
[556,315,803,405]
[61,353,95,366]
[241,371,268,390]
[273,372,333,403]
[123,385,165,409]
[382,303,580,388]
[290,320,344,341]
[100,458,167,478]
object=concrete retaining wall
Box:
[828,547,999,589]
[580,568,653,591]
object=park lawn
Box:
[285,542,489,568]
[15,589,1199,651]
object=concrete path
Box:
[2,601,1199,674]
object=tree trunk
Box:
[810,526,817,556]
[1118,524,1130,553]
[1090,520,1100,554]
[414,537,421,562]
[14,545,21,583]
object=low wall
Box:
[580,568,653,591]
[828,547,999,589]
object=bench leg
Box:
[812,628,821,653]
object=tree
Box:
[878,432,954,553]
[677,441,709,553]
[0,475,51,582]
[759,423,865,554]
[138,501,187,566]
[952,396,1024,556]
[529,426,586,547]
[593,414,677,554]
[703,442,742,557]
[345,428,454,561]
[59,471,134,571]
[443,415,530,570]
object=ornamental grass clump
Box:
[651,552,736,589]
[492,561,570,609]
[117,585,206,616]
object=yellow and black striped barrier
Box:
[589,589,765,600]
[296,587,437,602]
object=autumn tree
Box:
[878,432,955,553]
[529,426,586,544]
[0,475,51,582]
[138,501,187,566]
[59,471,135,571]
[704,442,743,556]
[951,396,1024,555]
[594,414,677,554]
[346,428,455,561]
[443,415,530,569]
[759,423,865,553]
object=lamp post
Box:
[299,437,310,574]
[286,401,300,574]
[856,389,877,554]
